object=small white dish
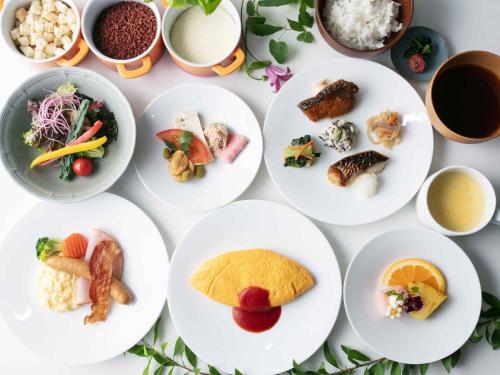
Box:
[416,165,500,236]
[0,192,169,364]
[134,83,263,212]
[167,200,342,375]
[264,58,434,225]
[344,227,481,364]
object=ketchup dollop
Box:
[232,287,281,333]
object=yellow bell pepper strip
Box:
[30,136,107,169]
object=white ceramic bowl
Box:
[0,0,89,66]
[0,67,136,202]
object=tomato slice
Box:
[156,129,211,165]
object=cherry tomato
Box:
[408,53,426,73]
[72,158,94,176]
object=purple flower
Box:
[89,99,104,112]
[265,64,293,93]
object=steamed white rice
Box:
[323,0,402,50]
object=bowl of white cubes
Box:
[1,0,89,66]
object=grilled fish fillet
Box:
[328,150,389,187]
[298,80,359,122]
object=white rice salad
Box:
[323,0,402,50]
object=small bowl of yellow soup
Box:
[416,166,499,236]
[161,0,245,76]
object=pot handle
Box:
[56,38,89,67]
[116,56,152,79]
[492,208,500,226]
[211,47,245,76]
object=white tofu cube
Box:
[44,42,56,55]
[61,24,71,35]
[34,50,47,60]
[29,24,36,33]
[20,45,35,58]
[44,22,54,32]
[30,32,43,44]
[10,28,21,41]
[18,36,30,46]
[34,20,45,33]
[41,11,57,22]
[54,37,62,47]
[15,8,27,22]
[55,47,65,55]
[53,26,63,38]
[57,12,66,25]
[54,1,68,13]
[43,32,54,42]
[35,38,47,51]
[29,2,43,15]
[69,23,78,34]
[26,13,39,25]
[60,35,72,48]
[19,23,30,36]
[65,14,76,25]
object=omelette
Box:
[189,249,314,307]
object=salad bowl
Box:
[0,67,136,202]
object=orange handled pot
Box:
[1,0,89,67]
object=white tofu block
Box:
[29,24,36,33]
[44,22,54,32]
[20,45,35,57]
[19,23,30,36]
[54,1,68,13]
[61,24,71,35]
[57,12,66,25]
[55,47,65,55]
[26,13,40,25]
[53,26,63,38]
[29,2,43,15]
[10,28,21,41]
[43,32,54,42]
[35,38,47,51]
[44,3,56,13]
[18,36,30,46]
[65,14,75,25]
[41,11,57,22]
[30,32,43,44]
[60,35,71,48]
[34,20,45,33]
[15,8,27,22]
[34,50,47,60]
[54,37,62,47]
[44,42,56,55]
[69,23,78,34]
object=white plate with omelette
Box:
[0,193,169,364]
[264,58,434,225]
[167,200,342,375]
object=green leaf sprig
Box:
[130,291,500,375]
[241,0,315,80]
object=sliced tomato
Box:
[156,129,211,165]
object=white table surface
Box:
[0,0,499,374]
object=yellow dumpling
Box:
[189,249,314,307]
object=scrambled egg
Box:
[35,262,78,312]
[190,249,314,307]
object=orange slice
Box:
[381,258,446,293]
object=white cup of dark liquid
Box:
[416,166,500,236]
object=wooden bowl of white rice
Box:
[316,0,413,58]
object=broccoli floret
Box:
[80,145,105,159]
[36,237,62,262]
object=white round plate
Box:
[168,200,342,375]
[344,227,481,364]
[264,58,433,225]
[0,193,169,364]
[134,83,263,212]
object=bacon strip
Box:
[84,240,121,324]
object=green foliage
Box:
[35,237,62,261]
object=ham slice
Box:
[215,133,248,163]
[76,229,123,305]
[84,240,121,324]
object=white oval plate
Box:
[344,227,481,364]
[168,200,342,375]
[134,83,263,212]
[264,58,433,225]
[0,193,169,364]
